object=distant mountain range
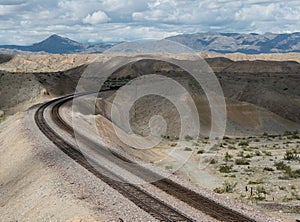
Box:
[1,32,300,54]
[0,34,113,54]
[166,32,300,54]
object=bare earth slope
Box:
[0,113,106,221]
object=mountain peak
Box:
[28,34,83,53]
[40,34,79,45]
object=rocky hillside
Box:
[0,54,299,135]
[167,32,300,54]
[0,65,85,115]
[98,58,300,136]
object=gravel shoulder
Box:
[0,112,106,221]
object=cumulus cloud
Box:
[0,0,299,44]
[83,11,110,24]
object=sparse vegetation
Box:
[214,181,237,194]
[251,186,268,201]
[184,135,193,141]
[184,147,192,151]
[263,167,274,172]
[262,150,272,156]
[219,165,233,173]
[209,158,217,164]
[163,130,298,220]
[284,149,299,161]
[224,152,232,162]
[275,161,300,179]
[235,158,250,165]
[274,161,290,171]
[238,141,249,146]
[248,179,264,185]
[197,149,204,154]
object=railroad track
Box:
[35,96,193,222]
[35,93,257,222]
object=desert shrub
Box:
[263,167,274,172]
[289,169,300,179]
[284,149,299,161]
[263,150,272,156]
[213,187,225,194]
[228,145,236,150]
[224,152,232,162]
[213,181,237,193]
[257,186,268,194]
[238,141,249,146]
[245,153,254,158]
[255,151,262,156]
[184,147,192,151]
[210,158,217,164]
[275,162,300,179]
[248,180,264,185]
[274,161,290,171]
[219,165,233,173]
[197,149,204,154]
[223,181,237,193]
[185,135,193,141]
[237,151,244,157]
[235,158,250,165]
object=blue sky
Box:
[0,0,299,45]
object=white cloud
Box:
[82,11,110,24]
[0,0,300,44]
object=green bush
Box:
[213,181,237,193]
[197,149,204,154]
[210,159,217,164]
[255,151,262,156]
[263,167,274,172]
[263,150,272,156]
[224,152,232,162]
[238,141,249,146]
[219,165,233,173]
[248,180,264,185]
[275,161,300,179]
[289,169,300,179]
[274,161,290,171]
[235,158,250,165]
[184,135,193,141]
[184,147,192,151]
[284,149,299,161]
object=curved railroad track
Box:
[35,93,257,222]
